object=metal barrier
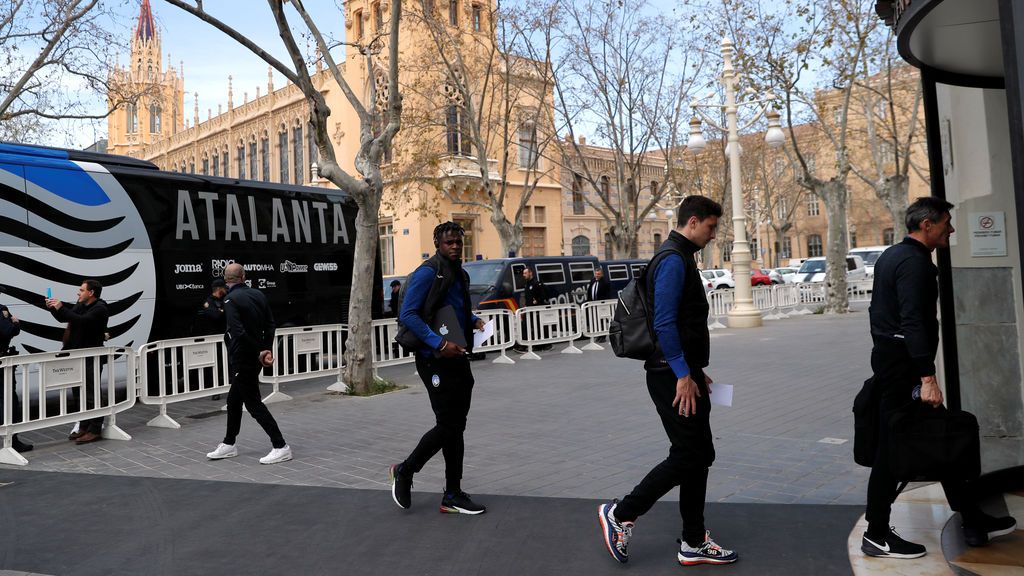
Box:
[515,303,583,359]
[580,300,617,351]
[706,290,733,329]
[772,284,801,318]
[0,346,136,465]
[795,283,824,314]
[261,323,346,400]
[752,286,779,319]
[371,318,417,377]
[138,335,230,429]
[473,309,517,364]
[848,280,873,303]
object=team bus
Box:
[0,142,380,354]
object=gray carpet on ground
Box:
[0,470,858,575]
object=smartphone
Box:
[46,287,52,299]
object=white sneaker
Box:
[206,443,238,460]
[259,445,292,464]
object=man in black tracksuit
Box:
[205,263,291,465]
[599,196,738,566]
[862,197,1015,559]
[389,221,487,515]
[46,279,109,445]
[193,278,228,336]
[0,303,31,452]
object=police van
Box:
[462,256,599,310]
[0,142,379,354]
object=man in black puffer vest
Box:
[390,221,487,515]
[599,195,739,567]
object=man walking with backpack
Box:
[389,221,487,515]
[599,195,738,566]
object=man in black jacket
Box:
[521,267,547,307]
[46,279,109,445]
[586,267,612,302]
[598,196,737,566]
[193,278,228,335]
[0,303,31,452]
[205,263,291,465]
[862,197,1015,559]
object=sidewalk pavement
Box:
[1,311,877,575]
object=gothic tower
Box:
[107,0,185,158]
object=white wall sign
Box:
[968,211,1007,257]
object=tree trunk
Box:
[494,212,523,257]
[879,175,909,241]
[343,185,382,393]
[819,182,850,314]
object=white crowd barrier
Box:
[473,309,517,364]
[515,303,583,359]
[848,280,873,303]
[795,283,825,314]
[773,284,800,318]
[580,300,617,351]
[262,323,347,399]
[138,335,230,429]
[706,290,733,330]
[0,346,136,466]
[752,286,778,319]
[371,318,417,377]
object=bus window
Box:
[511,263,527,291]
[536,262,565,285]
[569,261,595,283]
[630,263,647,278]
[607,264,628,282]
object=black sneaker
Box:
[964,513,1017,547]
[861,528,926,559]
[389,464,412,509]
[440,490,486,515]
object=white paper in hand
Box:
[709,383,733,407]
[473,320,495,348]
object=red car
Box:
[750,269,772,286]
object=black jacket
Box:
[223,283,276,373]
[644,231,711,372]
[193,295,227,335]
[586,277,611,302]
[389,291,400,318]
[868,236,939,377]
[522,278,547,307]
[51,299,109,350]
[0,304,20,353]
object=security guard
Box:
[193,278,228,335]
[0,303,32,453]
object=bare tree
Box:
[391,0,559,256]
[0,0,150,142]
[552,0,700,258]
[165,0,402,394]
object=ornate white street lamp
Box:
[687,37,785,328]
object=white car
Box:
[701,269,735,290]
[760,268,784,284]
[848,245,892,278]
[795,255,867,283]
[773,267,800,284]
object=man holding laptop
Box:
[390,221,487,515]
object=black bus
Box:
[0,142,379,353]
[463,256,600,311]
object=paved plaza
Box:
[0,310,877,574]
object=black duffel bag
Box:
[887,403,981,482]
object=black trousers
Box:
[0,368,24,424]
[71,358,104,434]
[865,341,975,533]
[224,366,286,449]
[403,354,474,490]
[615,368,715,545]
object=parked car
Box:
[795,255,867,283]
[773,267,800,284]
[848,245,892,278]
[751,268,773,286]
[701,269,735,290]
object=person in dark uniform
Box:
[0,303,31,453]
[521,267,547,307]
[598,195,738,566]
[388,280,402,318]
[193,278,228,335]
[205,263,291,465]
[46,279,109,445]
[587,267,612,302]
[389,221,487,515]
[862,197,1016,558]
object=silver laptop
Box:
[431,305,467,349]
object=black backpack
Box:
[608,249,680,360]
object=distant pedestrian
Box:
[389,221,487,515]
[46,280,109,445]
[0,303,31,453]
[598,195,738,566]
[193,278,228,335]
[862,197,1015,558]
[521,267,546,307]
[587,267,611,302]
[206,263,292,465]
[388,280,402,318]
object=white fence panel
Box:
[796,283,825,314]
[473,309,517,364]
[371,318,417,378]
[752,286,778,319]
[514,303,583,359]
[0,346,136,465]
[773,284,800,318]
[848,280,873,303]
[138,335,230,429]
[707,290,733,329]
[580,300,617,351]
[262,323,346,399]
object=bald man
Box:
[206,263,292,464]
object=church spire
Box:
[136,0,156,42]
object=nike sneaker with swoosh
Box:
[861,528,926,559]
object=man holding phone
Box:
[389,221,486,515]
